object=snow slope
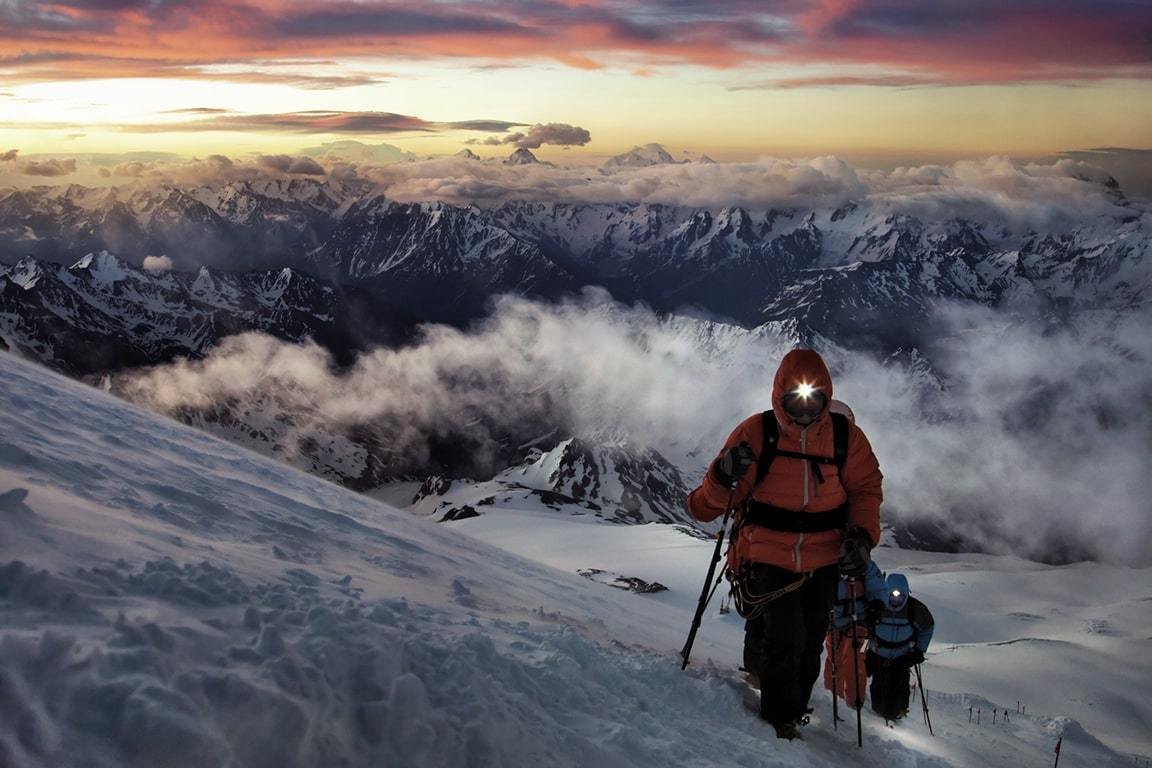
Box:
[0,351,1148,767]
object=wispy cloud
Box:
[0,1,1147,86]
[188,70,386,89]
[160,108,234,115]
[269,5,531,39]
[134,111,438,134]
[731,73,954,90]
[0,52,385,89]
[446,120,528,133]
[71,111,589,145]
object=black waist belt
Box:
[874,635,913,650]
[875,630,912,649]
[742,501,848,533]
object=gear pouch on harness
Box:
[724,563,809,620]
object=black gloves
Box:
[906,650,925,666]
[838,526,873,578]
[711,442,756,488]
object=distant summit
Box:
[602,143,678,170]
[298,140,415,164]
[455,149,481,161]
[504,148,540,166]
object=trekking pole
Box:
[848,577,864,748]
[914,664,934,736]
[829,610,839,732]
[680,483,738,670]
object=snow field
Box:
[1,350,1149,767]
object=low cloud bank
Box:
[1,151,1144,232]
[829,304,1152,565]
[359,154,1137,231]
[121,291,1152,566]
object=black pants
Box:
[742,563,839,725]
[868,652,912,720]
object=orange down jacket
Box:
[686,349,883,573]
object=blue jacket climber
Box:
[870,572,934,663]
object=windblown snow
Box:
[0,351,1149,767]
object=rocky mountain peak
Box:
[510,437,694,525]
[601,143,678,170]
[6,256,44,290]
[505,148,540,166]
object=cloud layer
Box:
[342,153,1144,229]
[1,150,1145,230]
[120,291,1152,566]
[1,1,1148,86]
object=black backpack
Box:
[739,410,852,533]
[754,409,850,485]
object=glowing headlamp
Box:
[794,382,817,400]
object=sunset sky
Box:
[1,0,1150,168]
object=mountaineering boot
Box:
[770,710,811,740]
[774,717,811,740]
[773,721,802,740]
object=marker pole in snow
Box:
[829,609,840,732]
[914,664,934,736]
[680,483,737,670]
[848,577,864,748]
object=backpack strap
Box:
[755,410,850,486]
[831,411,848,469]
[755,410,779,486]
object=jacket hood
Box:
[885,572,910,610]
[771,349,834,432]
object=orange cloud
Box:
[0,0,1148,87]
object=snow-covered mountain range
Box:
[0,250,366,374]
[0,179,357,272]
[3,176,1147,338]
[1,173,1148,564]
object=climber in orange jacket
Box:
[686,348,883,739]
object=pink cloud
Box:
[0,1,1146,87]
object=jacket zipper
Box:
[796,426,809,569]
[800,427,810,509]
